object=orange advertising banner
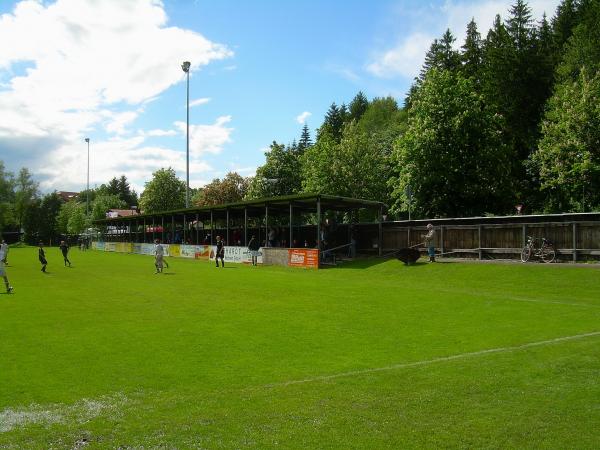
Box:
[288,249,319,269]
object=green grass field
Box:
[1,247,599,449]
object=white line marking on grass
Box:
[266,331,600,388]
[433,287,600,309]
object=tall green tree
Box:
[13,168,39,232]
[318,103,345,142]
[91,194,126,222]
[461,18,483,81]
[390,69,512,218]
[298,124,313,153]
[0,162,15,231]
[38,192,63,244]
[196,172,250,206]
[246,141,302,199]
[139,168,186,213]
[531,69,600,212]
[419,29,461,80]
[348,91,369,122]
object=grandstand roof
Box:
[95,193,385,224]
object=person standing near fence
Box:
[247,235,260,266]
[422,224,436,262]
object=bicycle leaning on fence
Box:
[520,236,556,263]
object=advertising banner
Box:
[167,244,180,257]
[178,245,211,259]
[139,243,155,256]
[288,249,319,269]
[133,243,142,254]
[114,242,132,253]
[209,246,263,264]
[194,245,211,259]
[104,242,116,252]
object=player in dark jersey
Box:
[215,235,225,267]
[38,242,48,272]
[59,240,71,267]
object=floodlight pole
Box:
[182,61,191,208]
[85,138,90,216]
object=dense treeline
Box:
[242,0,600,218]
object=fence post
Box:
[440,225,444,257]
[522,224,527,247]
[478,225,482,260]
[572,222,577,263]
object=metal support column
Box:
[440,225,444,256]
[161,217,164,243]
[522,224,527,247]
[226,209,230,245]
[244,208,248,246]
[316,197,321,249]
[143,218,146,243]
[265,205,269,246]
[152,217,155,242]
[210,210,214,245]
[378,205,383,256]
[196,213,199,245]
[289,202,293,248]
[171,215,175,244]
[478,225,482,260]
[572,222,577,263]
[183,213,186,244]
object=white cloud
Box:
[0,0,233,190]
[146,128,177,137]
[174,115,233,156]
[367,0,560,80]
[104,110,139,135]
[296,111,312,124]
[189,97,211,107]
[367,32,433,79]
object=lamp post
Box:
[181,61,191,208]
[85,137,90,216]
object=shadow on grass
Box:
[332,257,425,270]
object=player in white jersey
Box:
[154,239,165,274]
[0,246,13,294]
[0,239,8,265]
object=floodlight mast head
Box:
[181,61,191,73]
[85,138,90,143]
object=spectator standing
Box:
[215,235,225,267]
[247,235,260,266]
[422,224,436,262]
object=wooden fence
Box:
[360,213,600,262]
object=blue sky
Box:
[0,0,559,195]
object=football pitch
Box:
[1,248,599,448]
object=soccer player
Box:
[154,239,164,274]
[1,239,8,265]
[215,235,225,267]
[38,242,48,272]
[0,244,13,293]
[247,235,260,266]
[59,240,71,267]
